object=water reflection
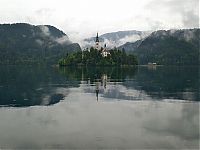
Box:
[0,100,199,149]
[95,82,99,101]
[134,66,199,101]
[59,66,199,102]
[0,66,74,107]
[0,65,199,107]
[0,65,199,149]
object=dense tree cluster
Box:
[135,36,199,65]
[0,23,81,64]
[119,29,200,65]
[59,47,138,66]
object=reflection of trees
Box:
[58,66,138,101]
[1,65,197,107]
[58,66,138,83]
[134,66,199,101]
[95,82,100,101]
[0,66,73,107]
[58,66,199,101]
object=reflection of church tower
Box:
[95,82,99,101]
[102,74,107,89]
[95,32,100,50]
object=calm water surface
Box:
[0,65,199,149]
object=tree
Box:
[59,48,138,66]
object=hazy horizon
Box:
[0,1,199,149]
[0,0,199,42]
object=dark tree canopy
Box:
[59,47,138,66]
[0,23,81,64]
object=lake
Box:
[0,65,199,149]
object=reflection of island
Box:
[101,74,108,89]
[2,65,198,108]
[95,82,99,101]
[58,66,199,101]
[59,66,137,101]
[58,66,137,84]
[0,66,138,107]
[95,74,109,101]
[75,67,138,101]
[2,65,197,107]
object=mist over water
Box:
[0,65,199,149]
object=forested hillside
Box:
[0,23,81,64]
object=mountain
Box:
[118,40,143,53]
[82,30,151,48]
[119,29,200,65]
[0,23,81,64]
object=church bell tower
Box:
[95,32,100,50]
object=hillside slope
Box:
[119,29,200,65]
[0,23,81,64]
[82,30,151,48]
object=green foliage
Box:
[59,47,138,66]
[135,36,199,65]
[120,29,200,65]
[0,23,81,64]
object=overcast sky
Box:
[0,0,199,41]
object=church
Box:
[95,33,110,57]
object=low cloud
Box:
[80,31,152,49]
[183,29,197,41]
[182,10,199,28]
[39,25,51,37]
[55,35,71,45]
[146,0,199,29]
[1,0,198,44]
[119,32,151,45]
[35,39,44,46]
[37,25,71,45]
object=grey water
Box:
[0,65,199,149]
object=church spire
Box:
[95,32,99,42]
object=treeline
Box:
[119,29,200,65]
[135,36,199,65]
[0,23,81,64]
[59,47,138,66]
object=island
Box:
[58,47,138,66]
[59,33,138,66]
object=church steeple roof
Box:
[95,32,99,42]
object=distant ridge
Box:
[82,30,152,48]
[119,29,200,65]
[0,23,81,64]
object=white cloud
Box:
[55,36,71,45]
[39,25,51,37]
[36,25,71,45]
[35,39,44,46]
[0,0,198,42]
